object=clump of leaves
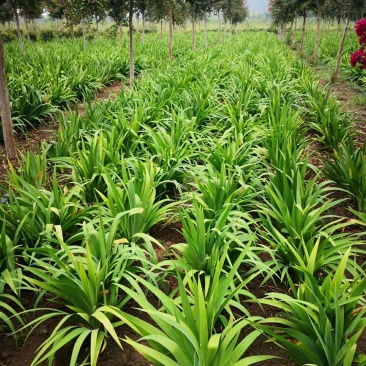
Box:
[262,249,366,366]
[117,246,275,366]
[21,216,153,366]
[323,139,366,212]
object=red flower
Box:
[350,48,366,70]
[355,18,366,46]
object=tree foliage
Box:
[0,0,43,23]
[105,0,129,25]
[221,0,248,25]
[269,0,366,24]
[0,1,13,24]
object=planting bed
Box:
[1,30,366,366]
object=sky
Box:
[247,0,269,13]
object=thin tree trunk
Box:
[129,0,134,85]
[332,0,353,83]
[160,20,163,39]
[25,17,31,42]
[337,17,341,34]
[71,26,75,41]
[289,19,294,43]
[119,24,123,45]
[279,22,285,41]
[204,12,208,48]
[0,33,16,158]
[312,3,322,58]
[82,17,87,49]
[300,9,307,52]
[292,16,297,47]
[218,9,221,43]
[142,12,145,43]
[169,6,173,61]
[191,9,195,51]
[12,1,24,55]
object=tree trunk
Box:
[12,1,24,55]
[119,24,123,45]
[0,33,16,159]
[332,0,353,83]
[82,17,87,49]
[25,17,31,42]
[292,16,297,48]
[337,17,341,34]
[289,19,294,43]
[129,0,134,85]
[169,6,173,61]
[204,12,208,48]
[142,12,145,44]
[279,22,285,41]
[312,2,322,59]
[191,9,195,51]
[218,10,221,43]
[160,20,163,39]
[71,26,75,41]
[300,8,307,52]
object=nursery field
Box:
[1,30,366,366]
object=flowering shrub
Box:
[351,19,366,70]
[351,48,366,70]
[355,18,366,45]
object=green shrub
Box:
[40,29,55,41]
[2,29,18,43]
[262,250,366,366]
[28,31,37,41]
[323,140,366,212]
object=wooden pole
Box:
[12,0,24,55]
[204,12,208,48]
[312,2,322,59]
[191,9,195,51]
[169,6,173,61]
[119,24,123,45]
[300,8,306,52]
[332,0,353,83]
[129,0,134,85]
[218,9,221,43]
[0,33,16,159]
[82,17,87,49]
